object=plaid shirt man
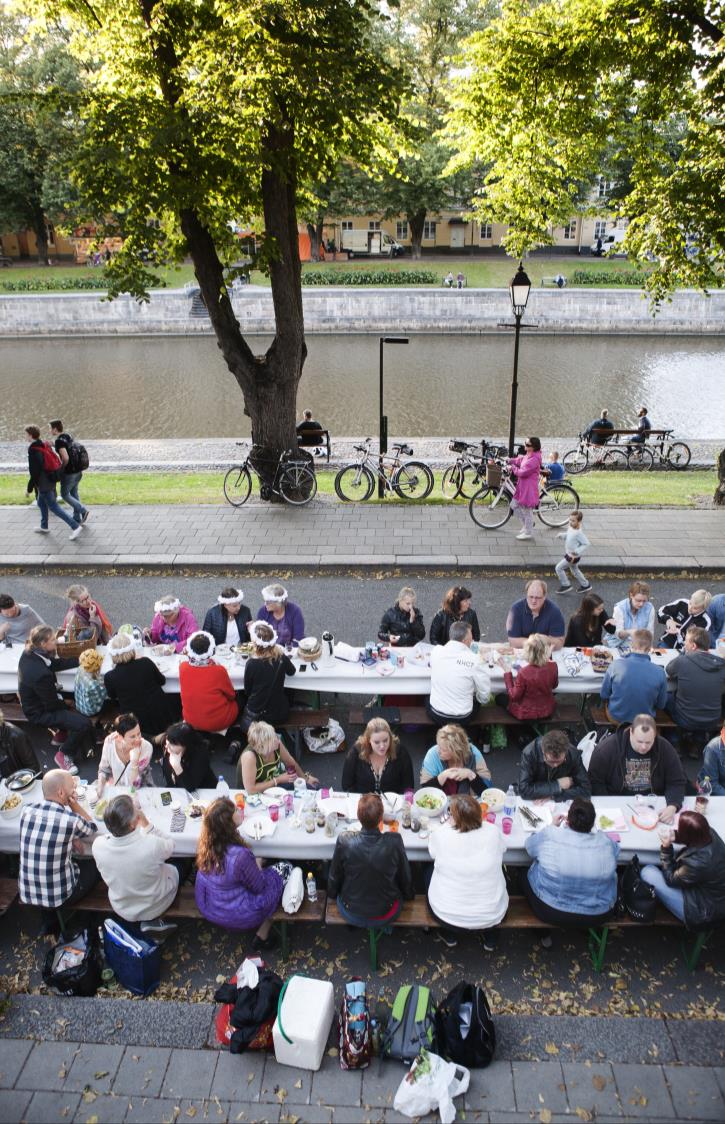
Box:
[19,800,97,909]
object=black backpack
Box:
[434,982,496,1068]
[617,855,657,923]
[67,440,90,473]
[381,984,436,1064]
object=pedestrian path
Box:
[1,503,723,573]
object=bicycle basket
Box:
[486,462,503,487]
[449,440,470,454]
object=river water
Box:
[2,334,723,439]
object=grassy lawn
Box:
[0,254,648,291]
[0,469,714,507]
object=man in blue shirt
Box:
[506,580,566,651]
[599,629,668,723]
[543,451,565,482]
[708,593,725,648]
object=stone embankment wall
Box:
[1,286,724,336]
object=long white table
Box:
[2,785,720,865]
[0,643,677,698]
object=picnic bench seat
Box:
[590,705,676,730]
[541,275,567,288]
[348,703,583,734]
[326,893,711,972]
[0,697,119,729]
[0,877,19,916]
[296,429,331,462]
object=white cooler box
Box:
[273,975,335,1071]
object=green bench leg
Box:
[587,926,609,972]
[277,920,289,961]
[682,929,710,971]
[368,927,381,972]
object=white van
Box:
[590,229,627,257]
[341,229,404,258]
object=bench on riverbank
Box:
[296,429,331,462]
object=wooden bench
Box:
[590,705,676,730]
[349,704,583,737]
[281,707,331,757]
[0,877,18,917]
[296,429,331,462]
[0,698,119,732]
[40,881,326,961]
[541,275,567,288]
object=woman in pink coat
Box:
[507,436,542,541]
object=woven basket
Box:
[486,462,502,488]
[590,646,613,673]
[55,628,96,660]
[297,639,322,663]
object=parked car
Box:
[590,230,627,257]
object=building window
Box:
[479,223,492,240]
[423,220,437,241]
[597,177,613,198]
[46,223,56,245]
[368,221,381,231]
[563,220,577,240]
[594,220,607,238]
[341,220,353,232]
[396,221,408,239]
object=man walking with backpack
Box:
[25,425,83,540]
[50,419,90,524]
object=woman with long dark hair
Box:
[429,586,480,646]
[161,722,216,790]
[564,592,614,648]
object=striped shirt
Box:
[19,800,97,908]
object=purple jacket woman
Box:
[507,440,542,540]
[195,844,283,930]
[256,603,305,648]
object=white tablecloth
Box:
[2,785,720,865]
[0,644,677,698]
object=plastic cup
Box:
[321,787,330,800]
[479,802,489,817]
[502,816,513,835]
[486,812,497,824]
[234,793,246,810]
[269,803,279,822]
[404,789,414,805]
[397,654,405,668]
[695,796,709,816]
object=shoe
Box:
[436,931,458,948]
[556,585,573,594]
[515,532,533,541]
[482,932,498,952]
[540,933,553,950]
[34,527,50,534]
[252,929,279,952]
[482,743,492,755]
[140,918,178,936]
[69,526,83,540]
[576,583,593,592]
[54,751,78,775]
[80,510,90,524]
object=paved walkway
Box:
[1,502,723,573]
[1,997,724,1123]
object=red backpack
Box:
[39,442,62,474]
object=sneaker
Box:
[436,930,458,949]
[54,751,78,775]
[482,932,498,952]
[80,510,90,524]
[540,933,553,950]
[69,526,83,541]
[33,526,50,534]
[576,583,593,592]
[140,918,178,936]
[556,585,573,594]
[515,532,534,541]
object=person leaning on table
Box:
[599,629,668,724]
[328,793,414,928]
[610,580,656,648]
[161,722,216,791]
[420,723,491,796]
[518,729,592,803]
[237,720,317,794]
[588,713,685,824]
[202,587,252,646]
[641,811,725,928]
[342,717,414,795]
[104,632,175,739]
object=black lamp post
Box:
[507,262,532,456]
[379,336,409,497]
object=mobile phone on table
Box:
[298,664,307,673]
[160,791,172,806]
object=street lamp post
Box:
[507,263,532,456]
[379,336,409,497]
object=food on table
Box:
[415,792,444,811]
[187,802,207,818]
[483,788,505,813]
[94,799,107,820]
[1,795,22,811]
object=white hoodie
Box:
[429,640,491,717]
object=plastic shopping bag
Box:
[393,1049,470,1124]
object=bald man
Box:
[19,769,99,932]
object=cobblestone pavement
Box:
[1,502,723,573]
[1,999,724,1124]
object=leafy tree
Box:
[0,15,85,264]
[450,0,724,300]
[45,0,401,479]
[301,161,375,261]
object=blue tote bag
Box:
[103,918,161,996]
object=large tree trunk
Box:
[408,209,426,260]
[33,211,50,265]
[306,222,320,262]
[715,448,725,507]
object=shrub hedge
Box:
[0,275,166,292]
[301,269,438,286]
[570,269,651,287]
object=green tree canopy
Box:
[451,0,724,299]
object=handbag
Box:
[617,855,657,923]
[103,918,161,996]
[42,928,102,997]
[434,982,496,1069]
[302,718,346,754]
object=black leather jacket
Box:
[328,828,414,918]
[660,830,725,929]
[518,737,592,802]
[378,605,426,647]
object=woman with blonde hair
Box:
[104,633,174,737]
[73,648,108,717]
[495,633,558,722]
[341,718,414,794]
[378,587,425,647]
[239,621,296,733]
[195,798,283,949]
[237,720,317,793]
[63,584,112,643]
[420,723,491,795]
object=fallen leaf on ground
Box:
[540,1110,552,1124]
[592,1075,606,1091]
[544,1042,559,1055]
[575,1109,592,1121]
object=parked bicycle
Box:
[334,437,434,501]
[601,443,654,471]
[441,438,508,499]
[564,429,691,473]
[468,457,580,529]
[646,429,692,469]
[562,435,613,474]
[223,443,317,507]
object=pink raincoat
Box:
[508,450,542,508]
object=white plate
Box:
[413,787,447,817]
[259,787,289,805]
[375,662,395,677]
[482,788,505,813]
[240,817,277,841]
[317,794,350,817]
[518,802,553,832]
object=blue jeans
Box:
[641,864,686,921]
[336,894,402,928]
[37,490,79,530]
[60,472,87,519]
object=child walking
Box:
[555,511,591,593]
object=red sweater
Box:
[179,662,238,733]
[503,661,558,720]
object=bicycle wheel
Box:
[278,464,317,505]
[441,463,464,499]
[393,460,434,500]
[334,464,375,502]
[626,446,654,471]
[562,447,589,474]
[537,483,580,527]
[602,448,628,470]
[468,486,513,529]
[666,441,691,469]
[457,464,484,499]
[223,465,252,506]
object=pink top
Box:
[149,605,199,652]
[508,450,542,508]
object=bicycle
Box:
[601,443,654,472]
[334,437,434,501]
[441,438,508,498]
[561,434,613,474]
[223,443,317,507]
[647,429,692,469]
[468,458,580,529]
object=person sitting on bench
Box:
[296,409,325,454]
[18,624,91,774]
[427,621,491,728]
[599,629,668,724]
[641,811,725,927]
[588,714,685,824]
[420,723,491,796]
[328,793,414,928]
[518,729,592,803]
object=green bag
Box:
[381,984,436,1064]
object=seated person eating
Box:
[328,793,414,927]
[420,723,491,796]
[341,718,414,794]
[588,713,685,824]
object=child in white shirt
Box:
[555,511,591,593]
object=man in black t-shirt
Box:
[49,420,89,524]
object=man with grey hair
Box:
[427,621,491,728]
[92,795,180,936]
[19,769,98,932]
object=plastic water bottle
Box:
[306,871,318,902]
[503,784,516,819]
[216,775,230,799]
